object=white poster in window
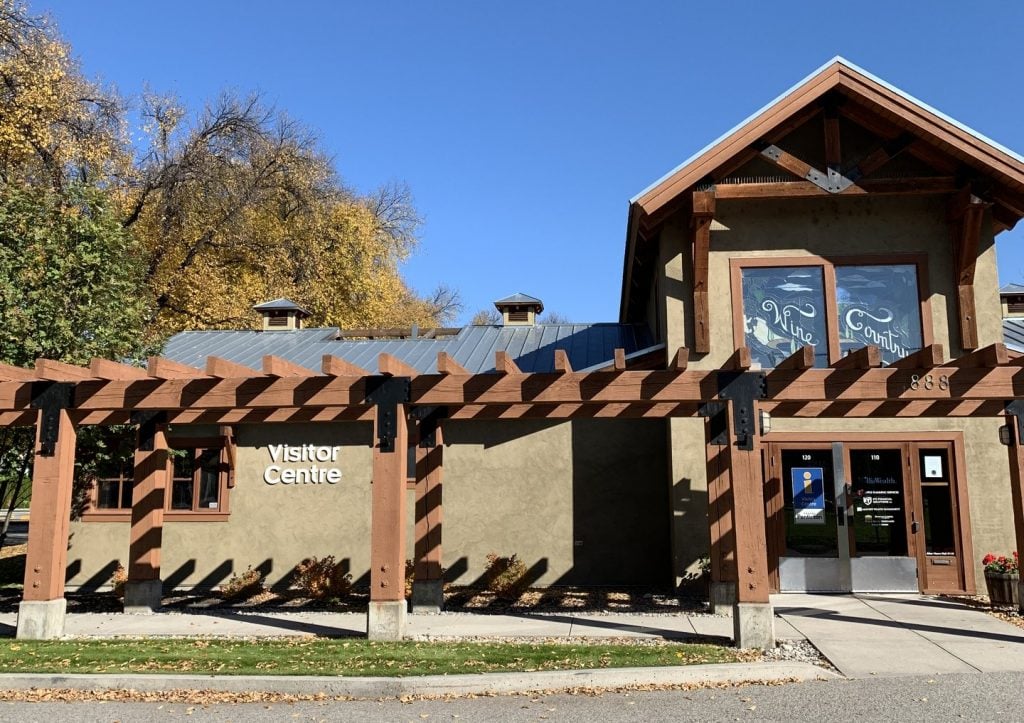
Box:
[923,454,943,479]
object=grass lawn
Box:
[0,639,741,676]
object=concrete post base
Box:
[411,579,444,613]
[123,579,163,613]
[16,599,66,640]
[709,581,736,615]
[367,600,408,640]
[732,602,775,650]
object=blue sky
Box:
[37,1,1024,323]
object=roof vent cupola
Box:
[493,293,544,327]
[253,298,311,331]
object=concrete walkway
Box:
[0,609,803,641]
[775,593,1024,677]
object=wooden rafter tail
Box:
[378,353,418,377]
[35,358,92,381]
[724,347,752,371]
[262,355,317,377]
[494,351,521,375]
[0,362,38,382]
[831,345,882,370]
[948,343,1009,368]
[436,352,468,375]
[773,345,816,371]
[886,344,945,369]
[321,354,370,377]
[669,348,690,371]
[612,348,627,371]
[147,356,206,379]
[205,356,262,379]
[553,350,572,374]
[89,358,148,380]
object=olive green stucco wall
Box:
[651,193,1011,591]
[66,418,669,591]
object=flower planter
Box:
[984,572,1020,607]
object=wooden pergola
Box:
[5,341,1024,648]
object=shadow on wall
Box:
[554,419,672,588]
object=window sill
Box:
[80,511,231,523]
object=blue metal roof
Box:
[1001,284,1024,295]
[1005,319,1024,353]
[161,323,655,374]
[251,298,311,315]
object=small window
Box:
[507,309,529,322]
[85,430,233,518]
[836,264,923,364]
[267,313,288,327]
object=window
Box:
[84,430,234,520]
[734,256,929,368]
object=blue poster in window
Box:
[791,467,825,525]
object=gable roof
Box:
[493,292,544,310]
[252,298,311,316]
[1001,283,1024,295]
[633,57,1024,216]
[620,57,1024,321]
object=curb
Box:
[0,662,837,697]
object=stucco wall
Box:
[66,418,670,591]
[654,193,1012,589]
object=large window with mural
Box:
[735,257,927,368]
[740,266,830,368]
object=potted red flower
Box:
[982,552,1019,607]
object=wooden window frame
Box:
[729,254,934,367]
[82,434,233,522]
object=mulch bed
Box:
[942,594,1024,631]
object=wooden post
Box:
[691,191,715,354]
[368,401,409,639]
[412,425,444,612]
[724,401,774,649]
[17,407,76,639]
[124,414,169,612]
[706,421,737,612]
[1005,413,1024,613]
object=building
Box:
[9,58,1024,648]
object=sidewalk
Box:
[776,593,1024,677]
[0,609,805,641]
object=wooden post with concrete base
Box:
[1004,405,1024,613]
[412,415,444,612]
[724,400,774,650]
[17,397,76,640]
[367,379,410,639]
[706,422,737,614]
[124,412,169,613]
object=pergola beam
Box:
[206,356,261,379]
[379,353,418,377]
[147,357,205,379]
[89,359,148,380]
[35,359,91,381]
[436,352,468,375]
[262,355,318,377]
[322,355,370,377]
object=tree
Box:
[539,311,572,324]
[471,308,501,325]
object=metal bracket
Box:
[411,405,447,448]
[716,371,767,451]
[30,381,75,457]
[1006,400,1024,445]
[366,376,411,453]
[131,410,168,452]
[698,401,728,446]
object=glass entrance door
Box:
[770,443,919,593]
[847,446,918,591]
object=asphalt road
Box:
[0,671,1019,722]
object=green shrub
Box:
[293,556,352,600]
[483,553,529,600]
[220,566,266,601]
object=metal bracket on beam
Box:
[29,381,75,457]
[131,410,168,452]
[716,371,767,451]
[698,401,728,446]
[1006,400,1024,445]
[366,376,411,453]
[411,405,447,449]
